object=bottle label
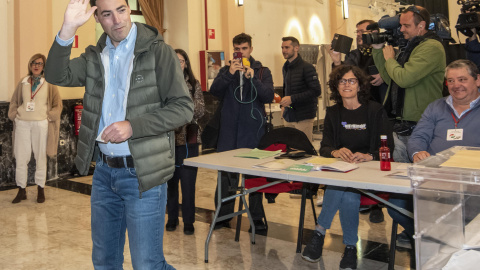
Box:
[380,152,390,160]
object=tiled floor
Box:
[0,141,415,269]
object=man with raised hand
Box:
[45,0,193,268]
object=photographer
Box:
[372,6,446,163]
[465,28,480,69]
[330,20,388,105]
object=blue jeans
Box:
[317,186,361,246]
[91,157,175,270]
[387,194,414,237]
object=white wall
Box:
[244,0,330,87]
[244,0,387,87]
[187,0,207,80]
[0,0,14,102]
[449,0,462,44]
[164,0,189,50]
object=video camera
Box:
[362,15,406,47]
[456,0,480,37]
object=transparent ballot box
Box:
[409,146,480,270]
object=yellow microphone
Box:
[242,58,250,67]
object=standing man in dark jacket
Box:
[210,33,274,230]
[281,36,321,142]
[44,0,193,269]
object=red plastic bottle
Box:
[379,135,391,171]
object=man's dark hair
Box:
[232,33,252,47]
[90,0,129,14]
[282,36,300,47]
[402,5,430,27]
[356,19,378,31]
[328,65,371,104]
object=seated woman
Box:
[302,65,393,270]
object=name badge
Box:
[446,129,463,141]
[26,101,35,112]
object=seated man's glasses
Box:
[339,78,359,85]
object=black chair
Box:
[235,127,319,253]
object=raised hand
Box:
[59,0,97,40]
[370,73,384,86]
[327,45,342,66]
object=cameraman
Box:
[330,20,388,104]
[465,28,480,70]
[372,5,446,250]
[372,5,446,163]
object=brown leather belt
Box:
[101,153,135,168]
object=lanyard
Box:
[450,110,472,129]
[30,79,44,101]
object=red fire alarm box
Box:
[199,50,225,91]
[208,29,215,39]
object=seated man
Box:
[389,59,480,246]
[409,59,480,161]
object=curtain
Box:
[138,0,166,34]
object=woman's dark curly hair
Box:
[328,65,371,104]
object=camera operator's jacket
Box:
[373,35,445,122]
[45,23,194,193]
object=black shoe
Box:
[301,231,325,262]
[165,219,178,231]
[369,205,384,223]
[340,245,357,270]
[248,220,267,232]
[213,221,231,230]
[37,186,45,203]
[396,230,412,249]
[12,187,27,204]
[184,223,195,235]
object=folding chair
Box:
[235,127,319,253]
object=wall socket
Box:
[59,140,65,146]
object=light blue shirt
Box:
[445,88,480,119]
[56,24,137,156]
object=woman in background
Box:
[166,49,205,235]
[8,53,62,204]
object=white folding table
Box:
[184,148,413,262]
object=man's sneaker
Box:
[213,221,231,230]
[301,231,325,262]
[340,245,357,270]
[369,205,384,223]
[396,230,412,249]
[316,189,324,206]
[248,219,267,232]
[316,196,324,206]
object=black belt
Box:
[101,153,135,168]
